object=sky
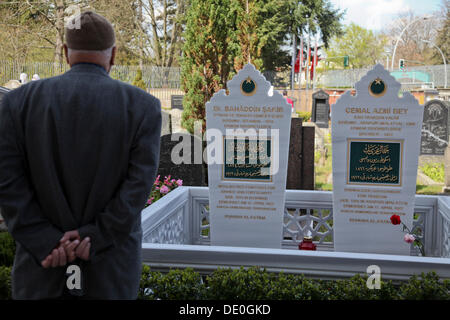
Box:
[329,0,443,31]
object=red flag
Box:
[310,42,318,80]
[299,38,304,73]
[294,38,304,73]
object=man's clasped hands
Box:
[41,230,91,268]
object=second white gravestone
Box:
[332,64,424,255]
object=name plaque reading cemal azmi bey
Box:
[205,64,292,249]
[332,64,423,255]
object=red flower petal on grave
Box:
[390,214,401,225]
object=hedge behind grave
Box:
[139,266,450,300]
[0,231,15,267]
[1,229,449,300]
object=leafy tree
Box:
[141,0,187,67]
[289,0,343,49]
[244,0,345,72]
[181,0,343,133]
[90,0,146,66]
[132,69,147,90]
[0,0,187,66]
[325,23,387,69]
[233,0,291,71]
[180,0,238,133]
[5,0,80,64]
[431,0,449,65]
[0,1,55,61]
[383,11,440,68]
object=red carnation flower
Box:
[390,214,401,225]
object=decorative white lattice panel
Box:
[443,217,450,258]
[196,200,426,254]
[200,203,210,240]
[283,207,333,244]
[144,208,184,244]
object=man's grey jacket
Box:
[0,63,161,299]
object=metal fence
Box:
[319,64,448,89]
[1,60,294,90]
[2,61,447,90]
[0,61,181,89]
[112,65,181,89]
[0,61,68,85]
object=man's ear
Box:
[106,46,116,74]
[110,46,117,67]
[63,44,70,65]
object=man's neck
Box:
[71,62,107,72]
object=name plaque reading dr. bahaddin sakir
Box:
[331,64,423,255]
[205,64,291,249]
[223,137,272,181]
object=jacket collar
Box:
[68,63,109,77]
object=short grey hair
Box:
[67,45,114,58]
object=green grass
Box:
[314,141,332,191]
[415,184,444,195]
[315,182,333,191]
[315,182,443,194]
[419,163,445,183]
[296,111,311,122]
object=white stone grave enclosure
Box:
[141,186,450,280]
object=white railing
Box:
[141,187,450,279]
[141,186,190,245]
[142,187,449,257]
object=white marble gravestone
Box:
[205,64,292,248]
[331,64,423,255]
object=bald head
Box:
[64,11,117,72]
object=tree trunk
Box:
[54,0,65,66]
[162,0,168,67]
[138,0,144,69]
[147,0,162,65]
[166,0,183,68]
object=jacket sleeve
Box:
[78,97,162,263]
[0,95,63,265]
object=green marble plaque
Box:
[223,138,271,181]
[348,140,402,185]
